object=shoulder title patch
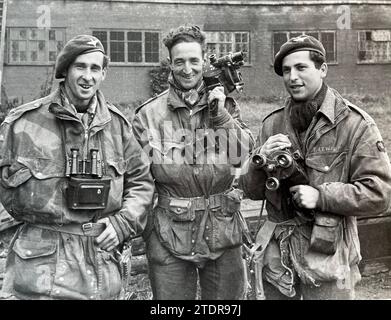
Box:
[377,141,386,152]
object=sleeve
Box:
[210,97,255,167]
[108,120,155,243]
[316,122,391,216]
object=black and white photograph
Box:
[0,0,390,306]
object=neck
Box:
[64,84,91,112]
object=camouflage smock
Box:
[240,87,391,296]
[0,85,155,299]
[132,87,254,265]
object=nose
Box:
[289,68,299,82]
[82,68,93,82]
[183,61,192,75]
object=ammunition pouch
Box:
[66,176,111,210]
[309,212,343,255]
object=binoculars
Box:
[65,148,110,210]
[252,148,308,191]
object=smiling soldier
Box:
[0,35,154,300]
[240,35,391,300]
[133,25,254,300]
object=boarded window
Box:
[8,28,65,64]
[358,30,391,63]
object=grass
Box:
[117,93,391,153]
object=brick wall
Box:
[2,0,391,105]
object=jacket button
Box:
[26,250,32,256]
[324,165,330,171]
[206,226,209,230]
[191,252,195,255]
[176,208,182,213]
[205,236,209,240]
[59,277,64,282]
[191,239,195,244]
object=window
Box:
[358,30,391,64]
[272,31,337,63]
[92,30,160,64]
[205,31,250,64]
[7,28,65,64]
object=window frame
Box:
[6,27,66,66]
[272,30,338,65]
[357,30,391,65]
[92,29,161,66]
[204,30,251,65]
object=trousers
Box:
[146,231,246,300]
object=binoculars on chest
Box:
[65,148,111,210]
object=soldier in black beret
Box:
[240,35,391,299]
[0,35,154,299]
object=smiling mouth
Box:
[290,84,304,90]
[79,84,92,90]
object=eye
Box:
[297,65,306,71]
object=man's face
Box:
[64,51,106,107]
[169,41,204,90]
[282,50,327,102]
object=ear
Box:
[167,56,174,70]
[101,67,107,81]
[320,62,328,79]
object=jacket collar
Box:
[167,85,208,115]
[48,82,111,128]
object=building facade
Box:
[2,0,391,104]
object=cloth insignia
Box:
[376,141,386,152]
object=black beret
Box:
[274,35,326,76]
[55,35,106,79]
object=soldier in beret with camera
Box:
[132,25,254,300]
[240,35,391,299]
[0,35,154,299]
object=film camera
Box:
[203,51,245,94]
[252,148,308,191]
[65,148,110,210]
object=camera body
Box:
[203,51,245,94]
[65,148,110,210]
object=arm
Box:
[97,123,155,250]
[315,122,391,216]
[207,87,255,167]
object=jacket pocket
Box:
[154,205,194,256]
[106,159,126,178]
[12,238,57,296]
[0,158,66,220]
[305,151,347,184]
[210,208,243,251]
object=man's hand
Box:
[289,185,319,209]
[260,134,292,157]
[207,86,226,117]
[95,217,120,252]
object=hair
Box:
[309,51,326,69]
[163,25,206,57]
[102,54,110,69]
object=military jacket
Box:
[240,87,391,294]
[133,87,254,264]
[0,86,155,299]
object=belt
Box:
[157,192,225,211]
[31,222,106,237]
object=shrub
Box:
[149,60,170,96]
